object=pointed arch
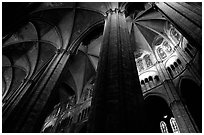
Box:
[144,94,175,133]
[179,77,202,132]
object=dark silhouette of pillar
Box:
[88,7,144,132]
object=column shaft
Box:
[89,10,144,132]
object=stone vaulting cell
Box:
[2,2,202,133]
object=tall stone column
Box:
[88,8,144,132]
[162,80,197,133]
[170,99,197,132]
[154,2,201,133]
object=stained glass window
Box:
[144,54,153,68]
[137,58,144,72]
[170,117,180,133]
[157,47,167,60]
[155,37,163,46]
[163,41,172,53]
[160,121,168,133]
[170,28,181,42]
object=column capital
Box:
[56,48,72,55]
[56,48,65,54]
[105,8,126,16]
[151,2,159,11]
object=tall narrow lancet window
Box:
[144,54,153,68]
[170,26,181,43]
[160,121,168,133]
[157,47,167,60]
[163,41,172,53]
[165,23,182,46]
[170,117,180,133]
[137,58,144,72]
[166,22,197,63]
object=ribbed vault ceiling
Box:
[3,2,172,103]
[132,5,169,54]
[2,2,107,103]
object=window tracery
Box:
[170,117,180,133]
[135,51,155,73]
[163,41,172,53]
[144,54,153,68]
[137,58,144,72]
[160,121,168,133]
[157,47,167,60]
[170,28,181,42]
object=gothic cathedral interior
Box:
[2,2,202,133]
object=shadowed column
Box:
[88,8,145,132]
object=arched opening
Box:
[39,83,76,133]
[174,62,178,68]
[180,79,202,132]
[167,67,172,77]
[39,22,104,133]
[154,75,160,82]
[144,95,175,133]
[141,80,145,85]
[144,78,148,83]
[58,83,76,104]
[170,65,175,71]
[149,76,153,82]
[177,59,181,65]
